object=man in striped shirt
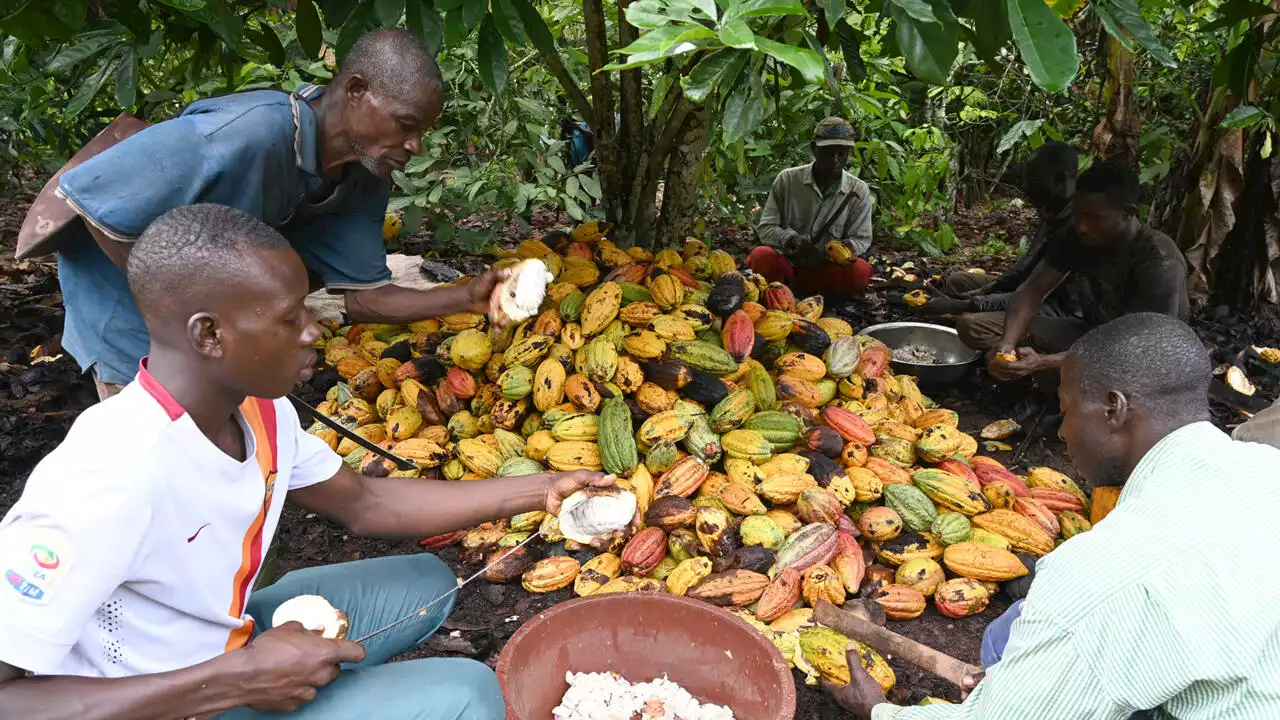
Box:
[828,312,1280,719]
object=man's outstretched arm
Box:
[288,465,614,540]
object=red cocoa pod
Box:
[872,583,927,620]
[419,530,466,549]
[445,366,478,399]
[1013,497,1061,537]
[822,406,876,445]
[721,310,755,364]
[1028,487,1084,514]
[764,282,797,312]
[755,567,802,622]
[621,526,668,575]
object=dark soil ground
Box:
[0,187,1273,717]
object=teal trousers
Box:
[218,553,504,720]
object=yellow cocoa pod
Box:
[525,429,556,462]
[826,240,853,265]
[666,557,713,595]
[533,358,567,412]
[574,553,623,597]
[336,423,386,456]
[580,282,622,336]
[522,556,581,593]
[386,405,423,441]
[623,330,667,360]
[649,274,686,310]
[546,440,603,471]
[456,438,502,478]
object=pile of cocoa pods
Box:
[308,222,1093,691]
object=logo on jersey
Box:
[30,544,59,569]
[5,569,45,600]
[0,528,70,604]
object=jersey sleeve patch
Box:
[0,527,73,605]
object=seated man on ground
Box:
[750,116,874,299]
[919,141,1081,326]
[827,312,1280,719]
[0,204,615,720]
[983,158,1189,381]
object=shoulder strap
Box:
[813,186,859,242]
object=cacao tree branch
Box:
[539,50,594,125]
[649,97,694,179]
[509,0,593,120]
[630,95,694,246]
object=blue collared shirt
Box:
[55,84,392,384]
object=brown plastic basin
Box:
[495,593,795,720]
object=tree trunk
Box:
[582,0,620,226]
[626,79,693,249]
[1090,36,1139,167]
[653,102,713,247]
[1209,135,1280,309]
[616,0,643,233]
[1174,14,1269,308]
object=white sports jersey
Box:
[0,361,340,676]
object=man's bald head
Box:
[329,28,443,177]
[337,28,442,100]
[1069,313,1211,410]
[1059,313,1211,486]
[128,204,320,398]
[128,205,295,334]
[128,204,295,330]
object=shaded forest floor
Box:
[0,187,1272,716]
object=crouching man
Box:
[750,117,874,299]
[0,204,615,719]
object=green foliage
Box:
[1005,0,1078,93]
[386,41,603,250]
[0,0,1269,264]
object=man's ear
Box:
[344,73,369,103]
[1104,389,1131,429]
[188,312,224,360]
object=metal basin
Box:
[860,321,981,388]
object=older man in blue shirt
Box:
[53,28,504,399]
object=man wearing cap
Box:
[750,116,874,299]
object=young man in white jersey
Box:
[0,204,615,719]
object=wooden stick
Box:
[813,601,982,688]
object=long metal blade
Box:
[287,392,418,471]
[351,530,544,644]
[1207,380,1271,414]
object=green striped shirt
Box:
[874,422,1280,720]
